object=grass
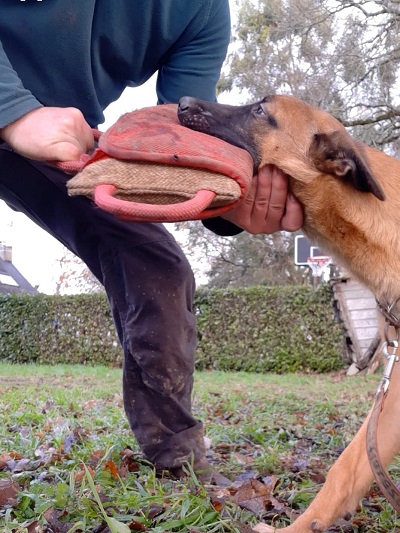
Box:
[0,364,399,532]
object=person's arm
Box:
[0,40,42,129]
[0,41,94,161]
[156,0,230,104]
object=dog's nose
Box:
[178,96,196,113]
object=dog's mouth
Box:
[177,96,260,169]
[177,98,214,135]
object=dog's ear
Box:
[309,131,385,201]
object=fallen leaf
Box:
[5,457,32,473]
[0,478,20,505]
[43,507,75,533]
[214,442,233,452]
[41,399,55,412]
[63,431,76,453]
[26,521,40,533]
[211,497,224,512]
[74,463,95,483]
[0,452,13,469]
[233,478,282,518]
[232,452,254,465]
[261,476,279,491]
[89,449,104,468]
[126,518,148,531]
[82,399,98,409]
[146,503,164,520]
[105,459,119,479]
[118,448,140,477]
[310,471,326,484]
[231,521,257,533]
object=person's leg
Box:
[0,147,205,469]
[106,241,205,468]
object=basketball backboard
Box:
[294,235,325,265]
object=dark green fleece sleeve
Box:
[156,0,230,104]
[202,217,244,236]
[0,41,42,129]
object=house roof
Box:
[0,256,38,294]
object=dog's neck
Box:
[292,146,400,305]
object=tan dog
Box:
[178,94,400,532]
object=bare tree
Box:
[54,247,103,295]
[178,0,400,289]
[180,221,310,287]
[220,0,400,152]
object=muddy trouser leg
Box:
[0,148,206,469]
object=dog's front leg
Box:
[254,362,400,533]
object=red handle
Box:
[94,184,217,222]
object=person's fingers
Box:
[247,164,273,219]
[76,111,96,153]
[0,107,95,162]
[222,165,304,234]
[49,139,89,162]
[53,108,95,159]
[258,165,289,233]
[281,193,304,232]
[245,165,291,233]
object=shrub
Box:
[0,284,345,372]
[194,284,345,373]
[0,293,121,366]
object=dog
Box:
[178,94,400,532]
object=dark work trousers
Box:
[0,146,206,469]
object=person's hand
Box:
[0,107,94,162]
[222,164,303,234]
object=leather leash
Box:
[366,303,400,512]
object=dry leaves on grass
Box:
[0,478,20,506]
[1,370,397,532]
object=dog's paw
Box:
[253,520,326,533]
[253,524,276,533]
[310,521,325,532]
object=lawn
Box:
[0,364,399,532]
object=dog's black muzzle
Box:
[177,97,259,168]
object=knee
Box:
[142,366,194,398]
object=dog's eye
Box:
[255,105,266,116]
[253,103,278,127]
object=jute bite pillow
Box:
[66,104,254,222]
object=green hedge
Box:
[0,285,345,373]
[194,285,344,373]
[0,293,120,366]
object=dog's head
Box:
[178,95,385,201]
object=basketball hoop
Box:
[307,255,332,278]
